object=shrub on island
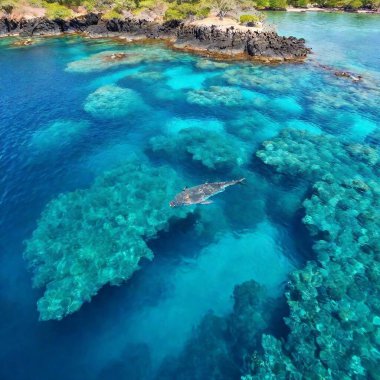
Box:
[44,2,73,19]
[239,13,264,25]
[164,1,210,21]
[24,161,191,321]
[101,9,123,19]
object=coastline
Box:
[285,6,380,13]
[0,14,311,63]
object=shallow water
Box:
[0,12,379,380]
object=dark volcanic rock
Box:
[1,15,311,62]
[176,25,310,61]
[0,17,19,35]
[66,13,99,32]
[0,18,8,35]
[18,18,61,37]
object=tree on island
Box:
[212,0,238,19]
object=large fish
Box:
[169,178,245,207]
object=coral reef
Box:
[256,129,379,181]
[66,50,141,73]
[156,312,238,380]
[29,119,90,152]
[157,280,277,380]
[24,162,190,321]
[223,67,293,94]
[186,86,246,107]
[164,117,225,135]
[244,129,380,379]
[84,85,146,120]
[128,70,165,82]
[195,59,230,70]
[226,110,281,143]
[306,80,380,125]
[149,127,247,170]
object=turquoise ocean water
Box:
[0,12,379,380]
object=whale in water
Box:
[169,178,245,207]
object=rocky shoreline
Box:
[0,14,311,62]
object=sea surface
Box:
[0,11,379,380]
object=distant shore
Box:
[285,6,379,14]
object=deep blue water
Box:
[0,12,379,380]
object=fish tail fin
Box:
[236,178,246,186]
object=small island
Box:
[0,0,313,62]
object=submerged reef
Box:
[223,67,293,94]
[24,162,190,321]
[66,50,140,73]
[195,59,230,70]
[149,127,247,170]
[128,70,165,82]
[66,47,176,73]
[256,129,379,181]
[187,86,246,107]
[242,129,380,379]
[157,280,277,380]
[164,117,225,135]
[29,119,90,152]
[84,85,145,120]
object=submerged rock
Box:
[24,162,190,321]
[66,47,176,73]
[66,51,141,73]
[12,38,33,46]
[335,70,362,82]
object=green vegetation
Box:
[101,8,123,18]
[287,0,380,9]
[268,0,287,9]
[44,2,73,18]
[0,0,17,14]
[164,1,210,21]
[239,13,264,24]
[1,0,378,22]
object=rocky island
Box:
[0,13,311,62]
